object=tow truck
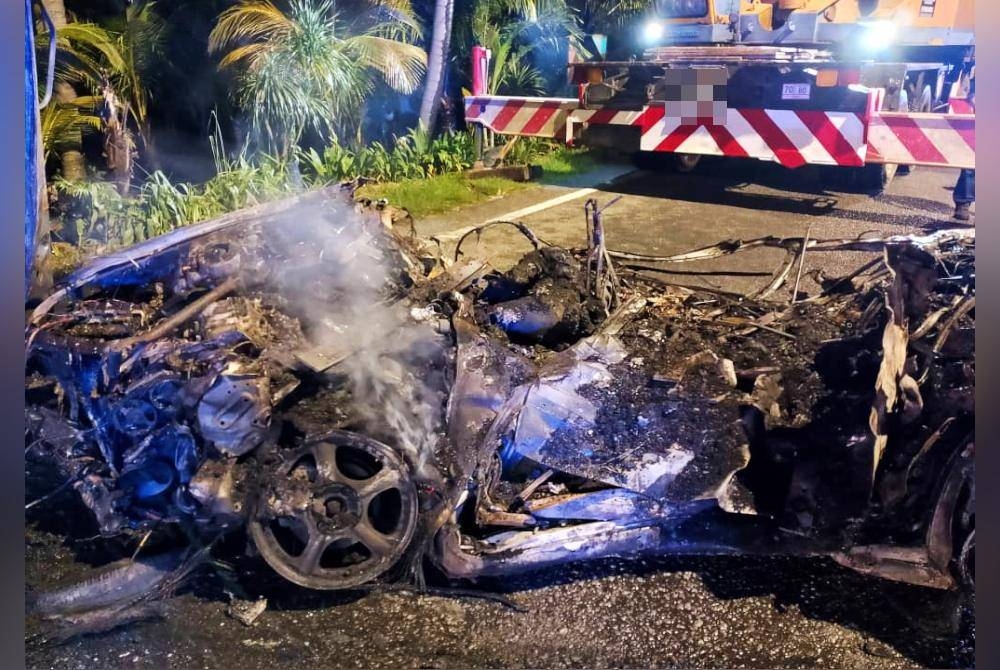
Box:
[464,0,975,188]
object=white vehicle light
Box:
[643,21,665,44]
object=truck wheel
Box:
[855,162,896,194]
[958,527,974,590]
[674,154,701,173]
[954,466,975,592]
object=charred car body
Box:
[26,186,974,609]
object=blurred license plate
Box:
[661,67,728,125]
[782,83,811,100]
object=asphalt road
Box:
[420,158,971,299]
[26,158,975,669]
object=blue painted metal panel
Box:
[25,0,38,296]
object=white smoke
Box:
[262,200,445,481]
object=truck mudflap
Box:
[464,95,975,170]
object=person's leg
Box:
[953,169,975,220]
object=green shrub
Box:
[300,128,476,185]
[499,136,556,165]
[50,128,519,254]
[53,153,297,251]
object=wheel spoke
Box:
[356,467,401,502]
[353,521,397,557]
[295,533,330,575]
[295,509,319,535]
[311,442,341,484]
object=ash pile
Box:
[25,187,974,635]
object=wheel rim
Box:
[249,431,418,589]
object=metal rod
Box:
[791,224,813,304]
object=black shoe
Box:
[954,203,971,221]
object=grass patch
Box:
[357,172,528,218]
[535,146,599,183]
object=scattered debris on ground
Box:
[226,596,267,627]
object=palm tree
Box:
[209,0,427,154]
[418,0,453,133]
[570,0,646,34]
[37,0,124,180]
[44,4,166,189]
[102,1,169,154]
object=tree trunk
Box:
[54,82,86,181]
[418,0,454,134]
[42,0,87,181]
[101,78,132,195]
[40,0,67,29]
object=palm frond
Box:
[40,100,102,156]
[113,2,169,131]
[358,0,423,40]
[37,21,126,98]
[218,42,273,70]
[208,1,294,55]
[498,50,545,95]
[572,0,646,32]
[348,34,426,93]
[211,0,426,151]
[51,23,127,73]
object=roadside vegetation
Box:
[33,0,635,270]
[357,173,528,218]
[534,146,600,183]
[51,124,587,260]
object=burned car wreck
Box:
[25,186,974,626]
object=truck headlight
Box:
[643,21,665,43]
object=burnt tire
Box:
[248,431,419,590]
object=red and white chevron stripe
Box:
[632,107,866,168]
[866,112,975,169]
[464,96,579,139]
[464,95,975,170]
[567,105,867,168]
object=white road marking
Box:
[430,169,636,243]
[485,187,598,223]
